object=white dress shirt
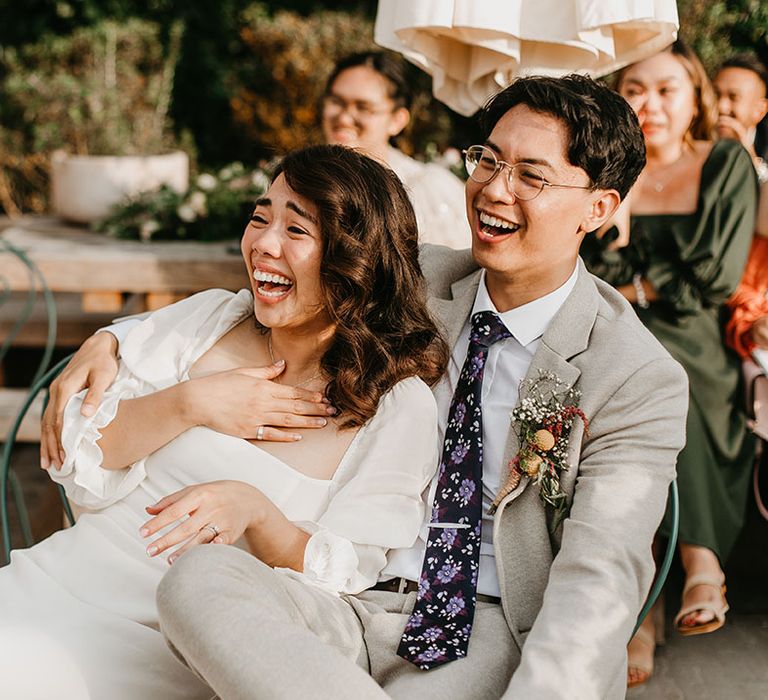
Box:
[387,146,471,250]
[384,265,578,596]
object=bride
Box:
[1,144,447,699]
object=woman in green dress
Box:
[582,40,757,687]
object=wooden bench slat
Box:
[0,388,43,443]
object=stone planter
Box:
[51,150,189,224]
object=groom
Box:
[44,75,688,698]
[154,75,687,698]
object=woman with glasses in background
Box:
[582,41,757,688]
[322,51,470,249]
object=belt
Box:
[372,577,501,605]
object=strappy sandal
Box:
[674,573,729,636]
[627,600,665,688]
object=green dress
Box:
[582,139,757,562]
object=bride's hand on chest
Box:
[181,362,333,442]
[184,333,355,480]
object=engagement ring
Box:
[256,426,265,441]
[203,524,221,538]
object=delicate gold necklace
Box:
[267,332,323,388]
[646,149,688,193]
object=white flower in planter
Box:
[219,162,244,180]
[252,171,270,190]
[177,204,196,222]
[189,191,208,216]
[196,173,218,191]
[139,219,161,242]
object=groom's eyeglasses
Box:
[463,145,593,201]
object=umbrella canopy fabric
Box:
[374,0,679,116]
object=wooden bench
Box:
[0,389,43,443]
[0,215,248,442]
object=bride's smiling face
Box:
[241,174,331,333]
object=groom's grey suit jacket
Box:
[420,246,689,699]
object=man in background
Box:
[714,53,768,183]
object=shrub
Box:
[2,18,182,156]
[0,131,48,216]
[229,3,461,159]
[96,162,269,241]
[230,4,376,156]
[678,0,768,72]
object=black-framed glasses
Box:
[463,145,593,201]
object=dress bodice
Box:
[51,288,440,595]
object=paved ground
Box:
[5,443,768,698]
[629,614,768,699]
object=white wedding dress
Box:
[0,289,438,700]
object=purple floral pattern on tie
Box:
[397,310,511,670]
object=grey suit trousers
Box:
[157,545,520,700]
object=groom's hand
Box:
[40,331,119,470]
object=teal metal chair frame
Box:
[1,238,61,565]
[0,239,57,385]
[1,355,75,565]
[633,480,680,634]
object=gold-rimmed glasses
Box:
[463,145,593,201]
[321,94,394,121]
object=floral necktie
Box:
[397,310,511,669]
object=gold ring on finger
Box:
[203,524,221,538]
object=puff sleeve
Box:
[49,289,251,509]
[644,140,756,316]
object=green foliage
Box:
[3,18,183,155]
[678,0,768,72]
[96,162,269,241]
[229,4,376,156]
[0,0,375,49]
[229,3,463,160]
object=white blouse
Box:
[51,289,439,595]
[387,146,471,250]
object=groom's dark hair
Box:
[481,74,646,200]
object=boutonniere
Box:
[489,370,589,533]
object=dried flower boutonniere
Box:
[488,370,589,533]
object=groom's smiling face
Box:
[465,104,613,310]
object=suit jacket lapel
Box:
[492,260,600,637]
[427,270,482,352]
[493,259,597,514]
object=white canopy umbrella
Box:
[374,0,679,116]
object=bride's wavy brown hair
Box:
[272,145,449,428]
